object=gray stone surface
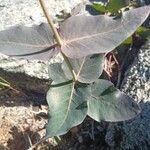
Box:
[104,40,150,150]
[0,50,62,94]
[122,41,150,102]
[0,54,63,93]
[0,0,83,30]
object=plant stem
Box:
[0,81,20,93]
[39,0,76,81]
[0,82,10,88]
[54,136,62,144]
[0,76,9,84]
[39,0,63,46]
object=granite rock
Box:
[0,0,83,30]
[104,40,150,150]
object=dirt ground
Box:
[0,88,52,150]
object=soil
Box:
[0,89,49,150]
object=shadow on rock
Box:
[0,88,47,108]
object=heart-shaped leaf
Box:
[60,6,150,58]
[0,23,58,61]
[45,63,88,137]
[87,79,141,122]
[62,54,104,83]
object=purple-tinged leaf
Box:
[0,23,59,61]
[60,6,150,58]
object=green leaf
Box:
[122,36,133,45]
[46,63,88,137]
[100,85,116,96]
[76,101,87,110]
[106,0,129,14]
[46,82,88,137]
[48,63,69,83]
[87,79,141,122]
[91,3,106,13]
[62,54,104,83]
[136,26,150,39]
[122,26,150,45]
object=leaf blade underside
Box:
[62,54,104,83]
[60,6,150,58]
[87,79,141,122]
[46,63,88,138]
[0,23,58,61]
